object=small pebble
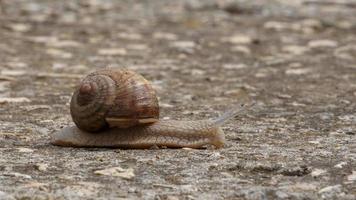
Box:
[283,45,309,55]
[300,19,322,29]
[308,40,338,48]
[46,48,73,59]
[231,45,251,55]
[6,62,28,68]
[264,21,290,31]
[0,97,31,103]
[285,68,311,75]
[170,41,196,54]
[166,196,179,200]
[334,162,347,168]
[6,172,32,179]
[222,63,247,70]
[126,44,149,51]
[28,36,57,44]
[311,168,327,177]
[170,41,196,49]
[7,23,31,32]
[17,148,34,153]
[117,33,142,40]
[221,34,253,45]
[94,167,135,179]
[47,40,82,48]
[1,70,27,76]
[153,32,178,40]
[35,163,48,172]
[21,105,51,111]
[98,48,127,56]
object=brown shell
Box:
[70,68,159,132]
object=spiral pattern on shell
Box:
[70,69,160,132]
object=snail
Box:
[51,68,250,149]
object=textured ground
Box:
[0,0,356,199]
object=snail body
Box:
[52,120,225,149]
[51,68,247,149]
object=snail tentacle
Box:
[212,102,255,126]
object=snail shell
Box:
[70,69,159,132]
